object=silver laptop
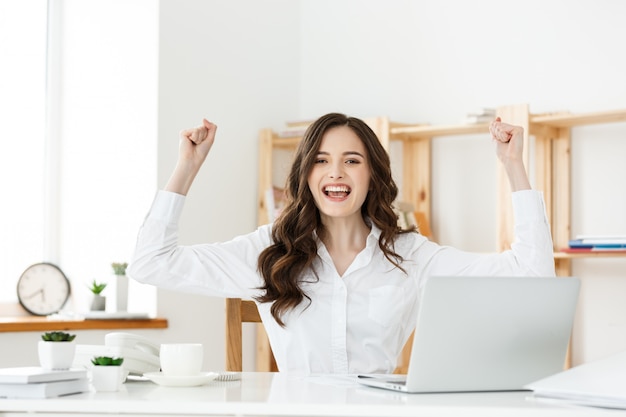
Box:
[357,275,580,393]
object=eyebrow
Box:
[316,150,365,158]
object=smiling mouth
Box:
[324,185,351,198]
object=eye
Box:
[314,158,327,164]
[345,159,360,165]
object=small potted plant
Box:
[112,262,129,312]
[89,280,107,311]
[90,356,125,392]
[38,331,77,370]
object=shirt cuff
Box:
[147,190,186,222]
[511,190,547,224]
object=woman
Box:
[128,113,555,374]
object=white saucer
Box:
[143,372,218,387]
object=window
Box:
[0,1,48,304]
[1,0,158,315]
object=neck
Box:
[319,215,371,253]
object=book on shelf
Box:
[568,239,626,249]
[462,114,495,124]
[0,367,88,384]
[264,186,286,223]
[285,119,313,128]
[465,107,495,117]
[570,235,626,245]
[277,126,308,138]
[462,107,496,124]
[393,201,432,239]
[278,119,314,137]
[0,377,89,399]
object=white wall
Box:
[154,0,301,371]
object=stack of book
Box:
[564,235,626,253]
[277,119,311,138]
[462,108,496,124]
[0,367,89,399]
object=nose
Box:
[328,161,344,179]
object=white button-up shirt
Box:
[128,190,555,374]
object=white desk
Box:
[0,372,621,417]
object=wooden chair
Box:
[225,298,277,372]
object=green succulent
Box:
[89,280,107,295]
[111,262,128,276]
[41,331,76,342]
[91,356,124,366]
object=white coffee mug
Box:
[159,343,203,376]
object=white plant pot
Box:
[91,366,126,392]
[38,341,76,370]
[90,294,106,311]
[115,274,129,312]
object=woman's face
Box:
[307,126,371,222]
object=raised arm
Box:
[165,118,217,195]
[490,117,531,192]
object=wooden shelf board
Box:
[390,123,489,139]
[271,109,626,145]
[554,251,626,259]
[0,316,168,333]
[531,109,626,128]
[271,136,301,149]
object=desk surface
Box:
[0,372,620,417]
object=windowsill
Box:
[0,316,168,333]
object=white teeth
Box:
[324,185,350,192]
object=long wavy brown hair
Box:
[256,113,415,326]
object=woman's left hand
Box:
[489,117,531,191]
[490,116,525,166]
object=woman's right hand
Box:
[165,118,218,195]
[178,118,217,167]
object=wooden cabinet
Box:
[254,104,626,372]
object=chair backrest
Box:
[225,297,412,373]
[225,298,277,372]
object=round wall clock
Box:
[17,262,71,316]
